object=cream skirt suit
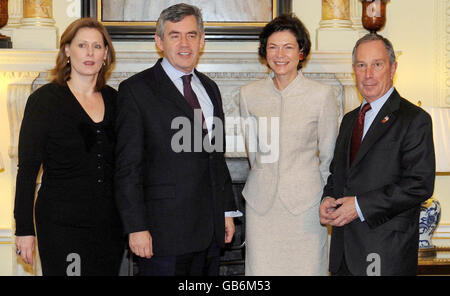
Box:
[239,72,338,275]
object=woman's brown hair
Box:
[258,13,311,70]
[50,18,115,91]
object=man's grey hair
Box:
[352,33,396,65]
[156,3,204,39]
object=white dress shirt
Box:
[355,86,395,221]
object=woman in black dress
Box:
[14,18,124,276]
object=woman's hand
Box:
[15,235,35,265]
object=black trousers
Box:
[137,240,220,276]
[332,255,353,276]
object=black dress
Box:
[14,83,124,276]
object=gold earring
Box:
[67,57,70,64]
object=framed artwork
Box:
[81,0,292,40]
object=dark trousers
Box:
[332,255,353,276]
[138,240,220,276]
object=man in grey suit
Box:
[319,34,435,276]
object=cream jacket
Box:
[239,72,339,215]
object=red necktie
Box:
[350,103,372,165]
[181,74,206,128]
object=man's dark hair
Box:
[156,3,203,39]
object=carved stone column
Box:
[7,72,40,164]
[13,0,57,49]
[316,0,360,50]
[350,0,366,34]
[0,0,22,37]
[320,0,353,29]
[22,0,55,26]
[336,73,362,114]
[3,71,43,276]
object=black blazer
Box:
[115,59,236,256]
[323,89,435,275]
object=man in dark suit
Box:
[319,34,435,276]
[115,3,237,276]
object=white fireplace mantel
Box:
[0,49,356,73]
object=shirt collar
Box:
[362,86,395,113]
[161,57,196,83]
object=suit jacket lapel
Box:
[344,109,359,170]
[149,62,215,148]
[350,89,400,168]
[151,59,196,123]
[195,69,220,118]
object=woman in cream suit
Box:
[239,14,338,275]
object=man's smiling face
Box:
[155,15,205,73]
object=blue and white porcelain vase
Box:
[419,198,441,258]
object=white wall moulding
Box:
[12,26,58,49]
[434,224,450,239]
[0,50,57,71]
[434,0,450,107]
[0,229,12,243]
[432,224,450,247]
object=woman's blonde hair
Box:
[50,18,115,91]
